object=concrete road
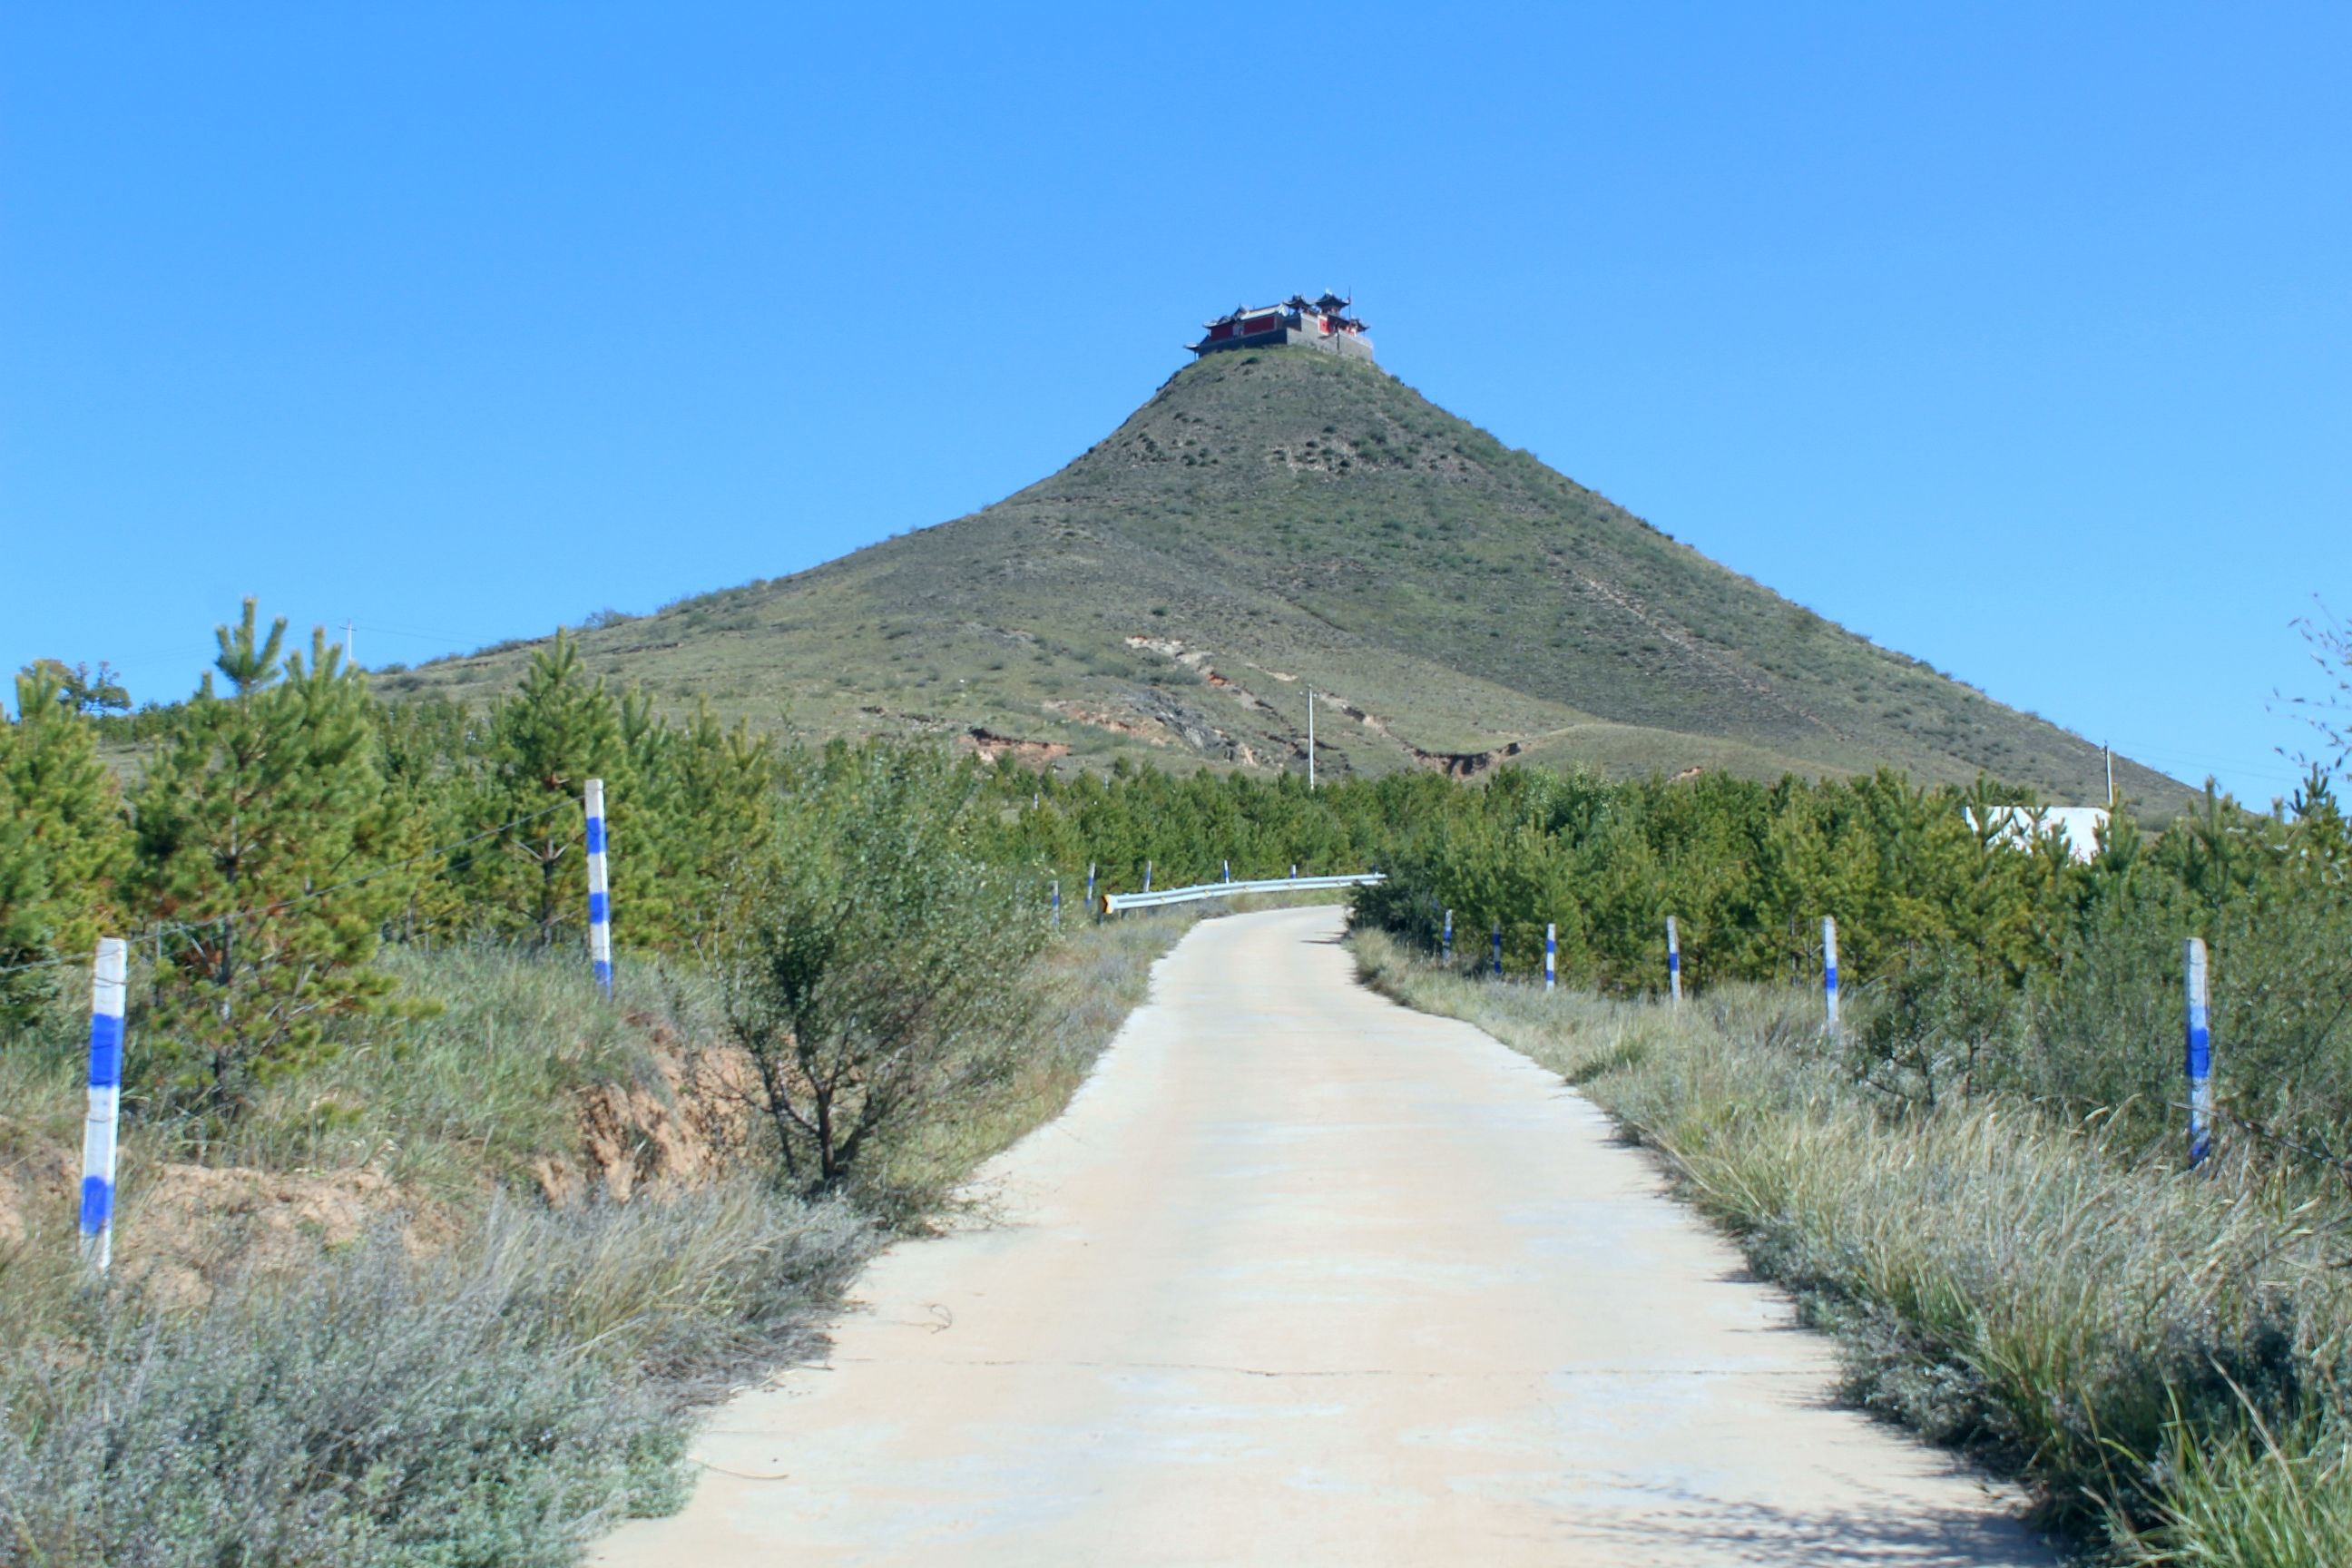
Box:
[594,906,2050,1567]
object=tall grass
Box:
[2132,1413,2352,1566]
[1,944,699,1204]
[236,943,709,1193]
[1352,928,2352,1564]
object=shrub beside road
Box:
[1355,930,2352,1563]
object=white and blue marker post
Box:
[1491,921,1503,978]
[585,778,612,999]
[1442,908,1453,964]
[2185,936,2213,1169]
[1222,858,1231,884]
[1821,916,1840,1035]
[1666,915,1682,1004]
[1143,859,1153,893]
[1544,923,1556,993]
[80,936,128,1274]
[1051,877,1061,926]
[1086,862,1096,914]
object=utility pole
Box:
[1307,688,1316,791]
[2104,744,2115,809]
[344,619,356,666]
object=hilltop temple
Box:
[1191,293,1373,362]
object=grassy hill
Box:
[385,347,2188,808]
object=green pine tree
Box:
[476,631,623,946]
[636,697,774,956]
[372,694,483,940]
[132,601,402,1114]
[0,664,131,1021]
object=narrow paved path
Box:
[595,906,2049,1566]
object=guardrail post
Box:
[80,937,127,1275]
[2185,936,2212,1169]
[1544,923,1556,993]
[1821,916,1839,1035]
[1666,915,1682,1004]
[585,779,612,999]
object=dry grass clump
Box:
[1353,927,2352,1564]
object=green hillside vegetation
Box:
[1357,761,2352,1164]
[4,591,2340,1563]
[3,618,1331,1562]
[385,348,2189,810]
[1347,658,2352,1557]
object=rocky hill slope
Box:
[385,348,2184,807]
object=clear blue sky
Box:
[5,5,2345,803]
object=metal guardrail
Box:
[1102,872,1385,913]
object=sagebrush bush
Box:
[0,1186,869,1568]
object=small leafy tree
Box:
[2279,598,2349,780]
[1849,945,2020,1109]
[132,601,405,1113]
[720,747,1050,1213]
